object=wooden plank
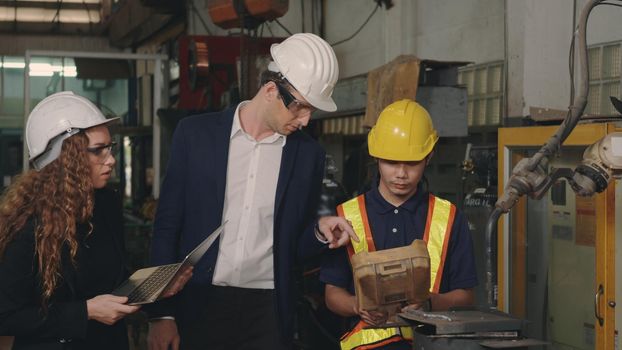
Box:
[363,55,421,128]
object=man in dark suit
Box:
[147,33,356,350]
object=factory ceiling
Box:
[0,0,106,35]
[0,0,184,48]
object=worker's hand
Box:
[161,266,193,298]
[317,216,359,249]
[359,309,388,326]
[353,297,387,326]
[148,319,180,350]
[401,299,431,312]
[86,295,141,325]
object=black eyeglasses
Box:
[86,142,117,163]
[274,82,316,115]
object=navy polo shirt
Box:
[320,184,478,294]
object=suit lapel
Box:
[275,134,300,215]
[212,110,234,212]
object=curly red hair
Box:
[0,132,95,304]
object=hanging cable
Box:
[13,0,17,32]
[566,0,621,121]
[266,22,275,37]
[301,0,305,32]
[81,0,93,34]
[188,0,213,35]
[599,1,622,8]
[330,3,380,47]
[311,0,316,34]
[274,18,293,35]
[51,0,63,29]
[568,26,576,105]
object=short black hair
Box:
[260,70,294,91]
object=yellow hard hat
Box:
[368,99,438,161]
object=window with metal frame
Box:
[458,61,504,127]
[586,42,621,116]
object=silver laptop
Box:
[113,224,225,305]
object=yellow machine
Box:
[497,123,622,349]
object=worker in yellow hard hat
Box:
[320,99,478,350]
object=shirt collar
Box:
[230,101,286,147]
[367,181,426,214]
[230,101,247,139]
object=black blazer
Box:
[0,188,129,350]
[149,107,327,341]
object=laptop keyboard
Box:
[128,264,180,303]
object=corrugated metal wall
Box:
[321,114,367,135]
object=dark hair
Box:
[260,70,295,91]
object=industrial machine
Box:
[175,35,283,111]
[486,0,622,309]
[475,0,622,348]
[207,0,289,30]
[400,309,547,350]
[393,1,622,348]
[495,123,620,349]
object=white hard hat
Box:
[269,33,339,112]
[26,91,119,170]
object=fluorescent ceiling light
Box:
[0,7,100,23]
[1,62,26,69]
[30,63,78,77]
[1,62,78,77]
[17,0,100,3]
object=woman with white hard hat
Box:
[0,91,190,350]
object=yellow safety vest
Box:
[336,193,456,350]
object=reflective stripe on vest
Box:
[422,195,455,293]
[336,195,376,257]
[336,193,456,350]
[339,322,413,350]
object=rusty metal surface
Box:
[411,327,546,350]
[479,338,549,348]
[399,309,523,335]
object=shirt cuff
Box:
[148,316,176,322]
[314,222,329,244]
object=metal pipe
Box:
[486,0,603,308]
[526,0,597,169]
[484,207,502,308]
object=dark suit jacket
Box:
[0,188,129,350]
[150,106,326,341]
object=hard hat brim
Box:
[308,96,337,112]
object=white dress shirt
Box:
[212,102,285,289]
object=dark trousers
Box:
[179,285,289,350]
